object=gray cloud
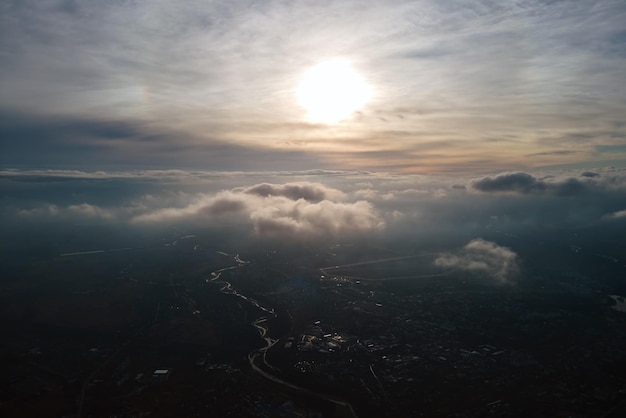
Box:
[239,182,344,202]
[0,112,333,171]
[198,197,247,217]
[468,172,587,196]
[527,150,579,157]
[435,239,520,284]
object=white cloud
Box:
[131,182,384,239]
[249,198,383,238]
[607,209,626,219]
[435,238,520,284]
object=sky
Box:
[2,2,626,283]
[1,0,625,173]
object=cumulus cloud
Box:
[131,182,383,239]
[468,172,586,196]
[435,239,520,284]
[249,199,382,238]
[199,197,247,216]
[130,190,248,223]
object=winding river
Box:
[208,252,358,418]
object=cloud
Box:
[249,198,382,238]
[435,239,520,284]
[468,172,586,195]
[2,2,625,172]
[0,167,370,181]
[130,191,245,223]
[0,112,334,172]
[526,150,579,157]
[198,197,247,216]
[4,168,626,249]
[16,203,115,221]
[8,178,382,241]
[238,182,344,202]
[131,182,383,239]
[607,209,626,219]
[67,203,116,220]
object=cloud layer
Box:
[3,168,626,252]
[1,1,625,171]
[2,167,626,291]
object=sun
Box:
[296,59,371,124]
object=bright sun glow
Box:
[297,59,371,124]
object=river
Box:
[209,252,358,418]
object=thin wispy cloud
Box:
[1,1,625,171]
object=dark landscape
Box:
[2,180,626,417]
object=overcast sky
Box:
[1,0,625,173]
